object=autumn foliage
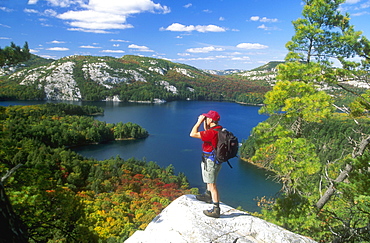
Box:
[0,103,192,242]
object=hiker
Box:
[190,110,222,218]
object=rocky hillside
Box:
[0,55,271,102]
[202,69,246,75]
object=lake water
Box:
[1,100,281,211]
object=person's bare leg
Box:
[207,183,219,203]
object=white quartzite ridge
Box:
[125,194,317,243]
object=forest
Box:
[0,103,193,242]
[240,0,370,242]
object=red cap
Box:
[202,110,220,121]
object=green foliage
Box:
[1,103,146,148]
[242,110,370,242]
[0,42,31,67]
[0,103,190,242]
[235,92,265,105]
[241,0,370,241]
[243,120,321,195]
[260,80,334,123]
[114,122,148,140]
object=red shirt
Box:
[200,125,222,152]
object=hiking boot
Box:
[203,206,220,218]
[196,191,212,203]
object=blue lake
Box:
[1,100,281,211]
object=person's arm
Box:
[190,115,205,139]
[203,119,210,131]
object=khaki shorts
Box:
[201,158,222,184]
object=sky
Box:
[1,0,370,71]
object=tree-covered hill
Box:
[0,54,271,104]
[251,61,284,72]
[23,53,55,68]
[0,103,192,242]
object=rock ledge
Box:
[125,194,316,243]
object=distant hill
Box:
[251,61,284,71]
[24,54,55,67]
[0,54,55,76]
[0,55,272,102]
[202,69,246,76]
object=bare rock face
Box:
[125,194,317,243]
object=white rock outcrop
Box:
[174,68,195,78]
[125,195,316,243]
[157,81,178,94]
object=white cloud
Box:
[128,44,154,52]
[231,56,250,61]
[345,0,361,4]
[100,49,125,53]
[177,57,217,61]
[24,7,58,17]
[361,1,370,8]
[86,0,170,15]
[24,8,39,14]
[236,43,268,50]
[352,11,370,16]
[258,24,280,31]
[52,0,170,32]
[172,54,256,64]
[80,45,101,48]
[250,16,278,23]
[58,10,133,30]
[184,3,192,8]
[29,0,86,8]
[186,46,225,53]
[219,17,225,21]
[260,17,278,23]
[161,23,194,32]
[67,28,112,33]
[196,25,225,32]
[44,9,58,17]
[177,53,191,56]
[40,54,57,59]
[49,40,65,44]
[161,23,226,32]
[0,6,13,12]
[0,24,11,28]
[46,47,69,51]
[340,0,370,12]
[110,39,129,42]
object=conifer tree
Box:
[0,42,31,67]
[254,0,370,241]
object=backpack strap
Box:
[205,126,233,168]
[205,125,221,149]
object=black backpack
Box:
[212,127,239,168]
